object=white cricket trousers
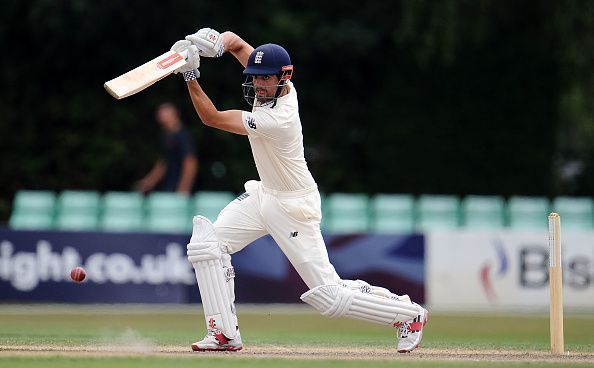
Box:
[213,180,341,288]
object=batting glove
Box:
[171,40,201,77]
[185,28,225,58]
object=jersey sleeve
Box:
[242,110,283,139]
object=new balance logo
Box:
[246,116,256,129]
[236,192,250,201]
[254,51,264,64]
[289,231,298,238]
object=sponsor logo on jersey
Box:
[289,231,299,238]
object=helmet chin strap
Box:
[270,67,293,108]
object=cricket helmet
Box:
[242,43,293,107]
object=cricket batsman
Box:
[170,27,428,353]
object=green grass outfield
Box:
[0,304,592,367]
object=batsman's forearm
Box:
[187,80,220,127]
[186,80,247,135]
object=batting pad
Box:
[301,284,421,326]
[187,216,237,339]
[340,279,412,304]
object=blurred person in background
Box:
[135,102,198,195]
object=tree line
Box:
[1,0,593,220]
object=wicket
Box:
[547,212,564,354]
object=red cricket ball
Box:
[70,266,86,283]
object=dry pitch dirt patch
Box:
[1,344,593,364]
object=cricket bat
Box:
[104,50,188,99]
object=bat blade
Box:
[104,50,187,99]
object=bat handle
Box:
[179,49,189,60]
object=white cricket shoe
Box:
[191,330,243,352]
[396,306,428,353]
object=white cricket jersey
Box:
[241,81,316,191]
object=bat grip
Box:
[179,49,189,60]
